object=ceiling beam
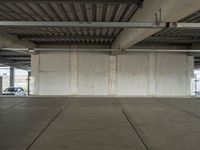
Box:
[0,21,199,29]
[145,36,200,44]
[112,0,200,49]
[132,45,189,50]
[2,48,200,53]
[20,35,115,40]
[0,21,167,28]
[0,0,143,4]
[176,23,200,29]
[148,36,200,41]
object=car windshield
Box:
[4,88,18,92]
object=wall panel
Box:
[32,51,193,96]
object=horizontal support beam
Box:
[6,57,30,60]
[175,23,200,29]
[146,36,200,44]
[0,21,199,29]
[20,35,115,40]
[0,21,167,28]
[0,0,142,4]
[148,36,200,42]
[2,48,200,53]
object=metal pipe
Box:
[2,48,200,53]
[20,35,115,40]
[27,71,31,95]
[0,21,199,29]
[0,21,167,28]
[175,23,200,29]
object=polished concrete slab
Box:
[0,97,200,150]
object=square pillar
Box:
[9,67,15,87]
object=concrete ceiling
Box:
[0,0,143,45]
[0,0,200,69]
[0,0,143,70]
[137,10,200,47]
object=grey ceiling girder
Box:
[2,48,200,53]
[20,35,115,40]
[0,21,167,28]
[0,21,199,29]
[0,0,143,4]
[176,23,200,29]
[147,36,200,44]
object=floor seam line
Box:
[180,109,200,120]
[2,100,27,111]
[113,99,149,150]
[158,100,200,121]
[25,99,70,150]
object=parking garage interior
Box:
[1,0,200,150]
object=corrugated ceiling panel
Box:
[0,1,141,44]
[137,9,200,46]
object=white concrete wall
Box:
[155,53,192,96]
[117,53,149,95]
[32,51,70,95]
[31,51,194,96]
[78,52,109,95]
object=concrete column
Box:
[31,54,39,95]
[70,51,79,95]
[148,52,156,95]
[27,71,31,95]
[9,67,15,87]
[0,76,2,94]
[187,55,194,95]
[109,55,117,95]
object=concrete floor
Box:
[0,97,200,150]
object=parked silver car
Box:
[2,87,26,96]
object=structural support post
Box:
[27,71,31,95]
[187,55,194,96]
[70,51,79,95]
[0,76,2,94]
[148,52,156,95]
[109,55,117,95]
[9,67,15,87]
[31,54,39,95]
